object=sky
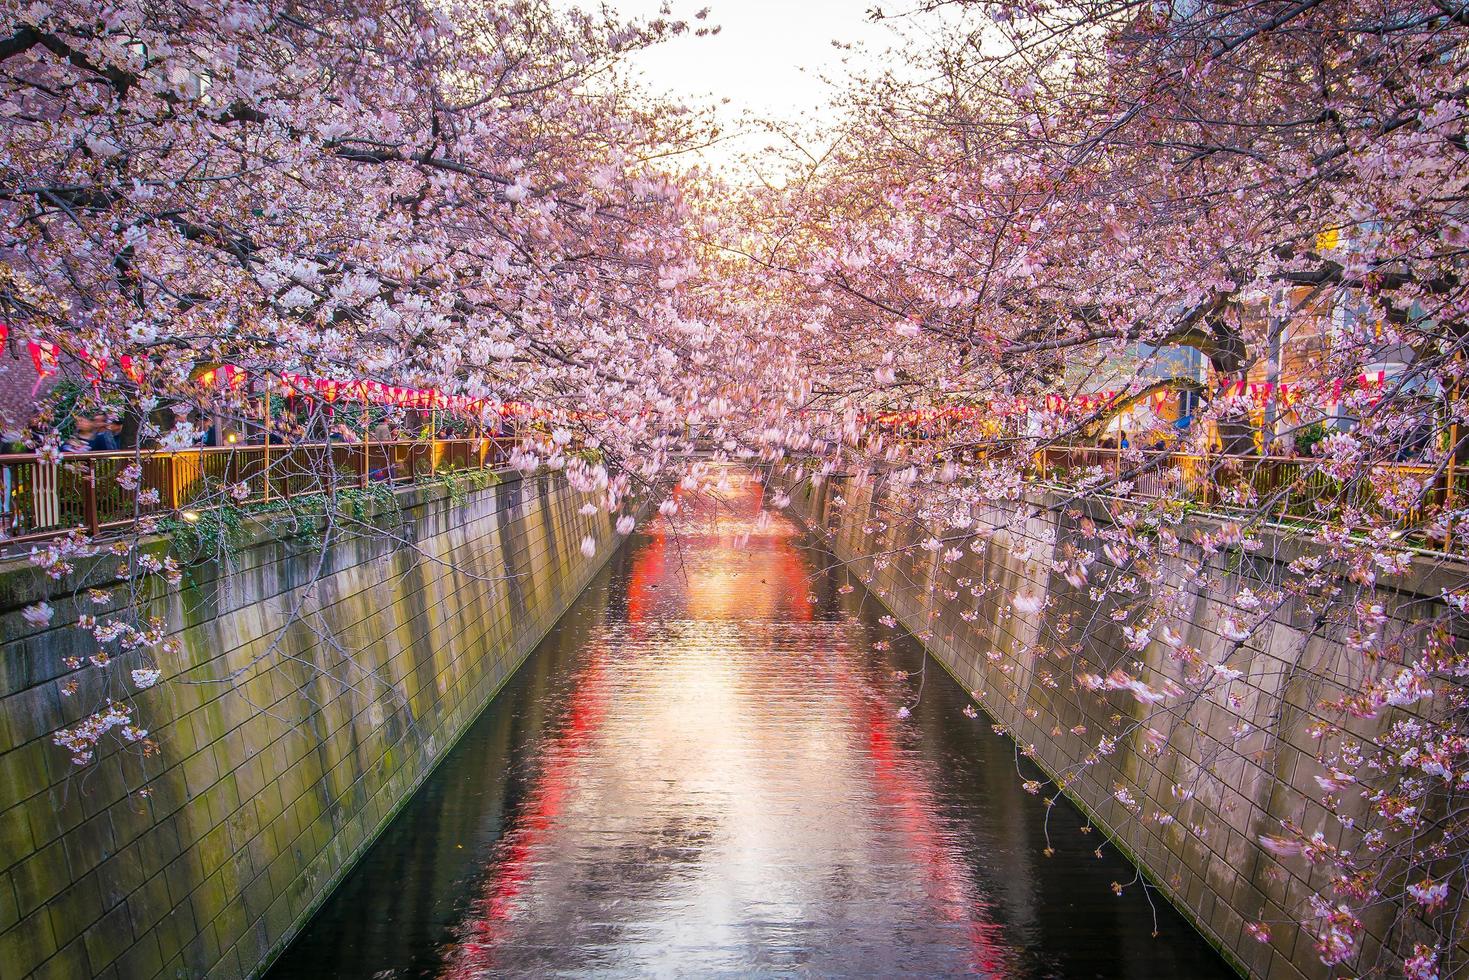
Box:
[556,0,926,175]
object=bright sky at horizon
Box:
[558,0,922,175]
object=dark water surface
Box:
[268,475,1235,978]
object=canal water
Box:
[268,475,1234,978]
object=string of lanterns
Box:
[4,324,534,420]
[1,323,1394,426]
[870,372,1390,427]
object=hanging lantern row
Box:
[869,393,1126,427]
[1215,371,1386,407]
[274,372,539,419]
[0,323,539,421]
[1042,390,1122,415]
[868,371,1393,428]
[194,364,248,390]
[3,322,1393,423]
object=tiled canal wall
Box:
[0,472,630,979]
[785,471,1459,980]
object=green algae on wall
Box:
[785,472,1458,980]
[0,471,633,979]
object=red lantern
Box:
[27,340,58,377]
[119,355,145,383]
[219,364,246,390]
[79,348,108,383]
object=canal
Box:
[267,474,1235,978]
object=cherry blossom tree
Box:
[709,0,1469,974]
[8,0,1469,974]
[0,0,741,801]
[1,0,729,454]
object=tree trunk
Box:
[1208,312,1257,455]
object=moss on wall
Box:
[787,472,1455,980]
[0,472,631,979]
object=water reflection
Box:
[270,474,1234,978]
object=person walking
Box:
[63,418,95,453]
[88,417,122,452]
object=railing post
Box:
[84,458,99,536]
[1447,430,1458,554]
[262,374,273,502]
[165,454,180,510]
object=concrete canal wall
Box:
[786,471,1458,980]
[0,471,629,979]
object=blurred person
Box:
[63,417,95,453]
[88,417,121,452]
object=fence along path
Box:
[1029,444,1464,549]
[0,437,510,549]
[6,436,1461,554]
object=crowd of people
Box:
[62,415,124,453]
[0,395,520,540]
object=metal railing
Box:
[7,435,1458,552]
[1032,444,1466,546]
[0,437,511,548]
